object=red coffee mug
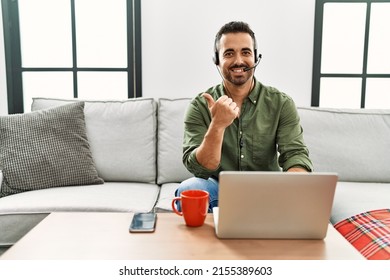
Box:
[172,189,209,227]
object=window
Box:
[312,0,390,108]
[2,0,142,113]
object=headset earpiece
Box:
[213,51,219,65]
[254,49,258,63]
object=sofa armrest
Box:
[0,170,3,188]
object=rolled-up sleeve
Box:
[277,98,313,172]
[182,99,219,179]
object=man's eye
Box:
[242,51,251,56]
[223,52,233,57]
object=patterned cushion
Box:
[0,102,104,198]
[335,209,390,260]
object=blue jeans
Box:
[175,177,219,213]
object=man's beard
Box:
[222,65,251,86]
[223,71,251,86]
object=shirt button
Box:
[254,100,257,104]
[241,155,244,158]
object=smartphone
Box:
[129,212,157,233]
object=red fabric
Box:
[335,209,390,260]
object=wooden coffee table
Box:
[0,212,363,260]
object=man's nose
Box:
[233,54,245,65]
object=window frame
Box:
[311,0,390,108]
[1,0,142,114]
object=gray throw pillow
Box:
[0,102,104,198]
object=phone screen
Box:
[129,213,157,233]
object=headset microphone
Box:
[243,54,262,72]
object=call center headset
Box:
[212,34,262,71]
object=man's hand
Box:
[202,93,239,128]
[194,93,239,170]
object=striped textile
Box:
[334,209,390,260]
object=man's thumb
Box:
[202,93,215,108]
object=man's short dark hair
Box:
[214,21,257,53]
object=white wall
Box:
[0,0,316,114]
[0,8,8,115]
[141,0,316,106]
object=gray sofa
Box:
[0,97,193,255]
[0,97,389,256]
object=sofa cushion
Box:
[298,107,390,182]
[0,182,160,213]
[334,209,390,260]
[0,102,104,198]
[32,98,157,183]
[157,98,193,184]
[154,183,179,212]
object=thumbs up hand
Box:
[202,93,240,129]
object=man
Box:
[176,21,313,211]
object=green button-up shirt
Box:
[182,79,313,179]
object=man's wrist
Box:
[287,166,309,172]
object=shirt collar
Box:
[247,78,261,105]
[218,77,262,104]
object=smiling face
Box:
[217,32,256,86]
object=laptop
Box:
[213,171,338,239]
